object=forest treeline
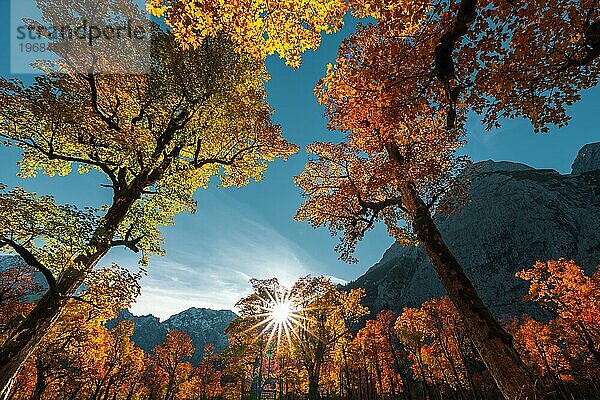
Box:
[1,258,598,400]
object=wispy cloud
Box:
[127,190,340,320]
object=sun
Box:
[270,300,292,324]
[243,288,305,349]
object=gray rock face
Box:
[109,307,236,365]
[108,310,168,355]
[164,307,236,364]
[572,142,600,174]
[348,150,600,318]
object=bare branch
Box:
[0,237,58,294]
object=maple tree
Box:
[0,7,295,398]
[224,289,516,400]
[395,297,482,399]
[146,0,407,68]
[151,0,599,126]
[180,344,223,400]
[513,258,600,397]
[0,261,42,340]
[150,330,195,400]
[1,0,598,398]
[509,316,573,399]
[7,268,598,399]
[28,308,115,399]
[7,259,142,400]
[10,316,147,400]
[291,277,369,400]
[350,311,407,399]
[517,259,600,366]
[221,316,264,400]
[292,0,599,398]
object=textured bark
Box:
[308,372,319,400]
[307,360,321,400]
[31,358,47,400]
[433,0,478,129]
[398,181,547,400]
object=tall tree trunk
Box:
[415,351,431,400]
[398,181,546,400]
[308,371,319,400]
[31,359,46,400]
[388,340,410,400]
[306,351,323,400]
[576,321,600,367]
[0,178,147,400]
[374,352,384,399]
[165,376,176,400]
[343,346,354,400]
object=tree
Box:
[0,1,296,395]
[179,344,223,400]
[7,263,141,400]
[294,109,532,397]
[396,297,482,399]
[0,259,42,339]
[517,259,600,367]
[146,0,357,68]
[227,276,368,400]
[28,306,114,400]
[151,330,195,400]
[293,0,599,398]
[290,277,369,400]
[222,316,263,400]
[352,311,408,399]
[516,258,600,394]
[89,320,147,400]
[1,264,141,400]
[509,316,573,399]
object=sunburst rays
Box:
[240,287,322,349]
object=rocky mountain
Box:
[347,142,600,318]
[107,310,168,354]
[109,307,237,365]
[164,307,236,364]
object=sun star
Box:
[270,300,292,324]
[241,288,307,349]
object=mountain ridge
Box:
[0,256,236,365]
[347,142,600,318]
[108,307,236,365]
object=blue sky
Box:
[0,2,598,319]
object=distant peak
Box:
[572,142,600,175]
[163,307,237,324]
[471,160,535,174]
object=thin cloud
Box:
[128,191,328,320]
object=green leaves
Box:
[0,29,296,271]
[0,186,98,277]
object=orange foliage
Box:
[515,259,600,390]
[151,330,195,400]
[353,311,406,397]
[0,263,41,340]
[395,297,476,392]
